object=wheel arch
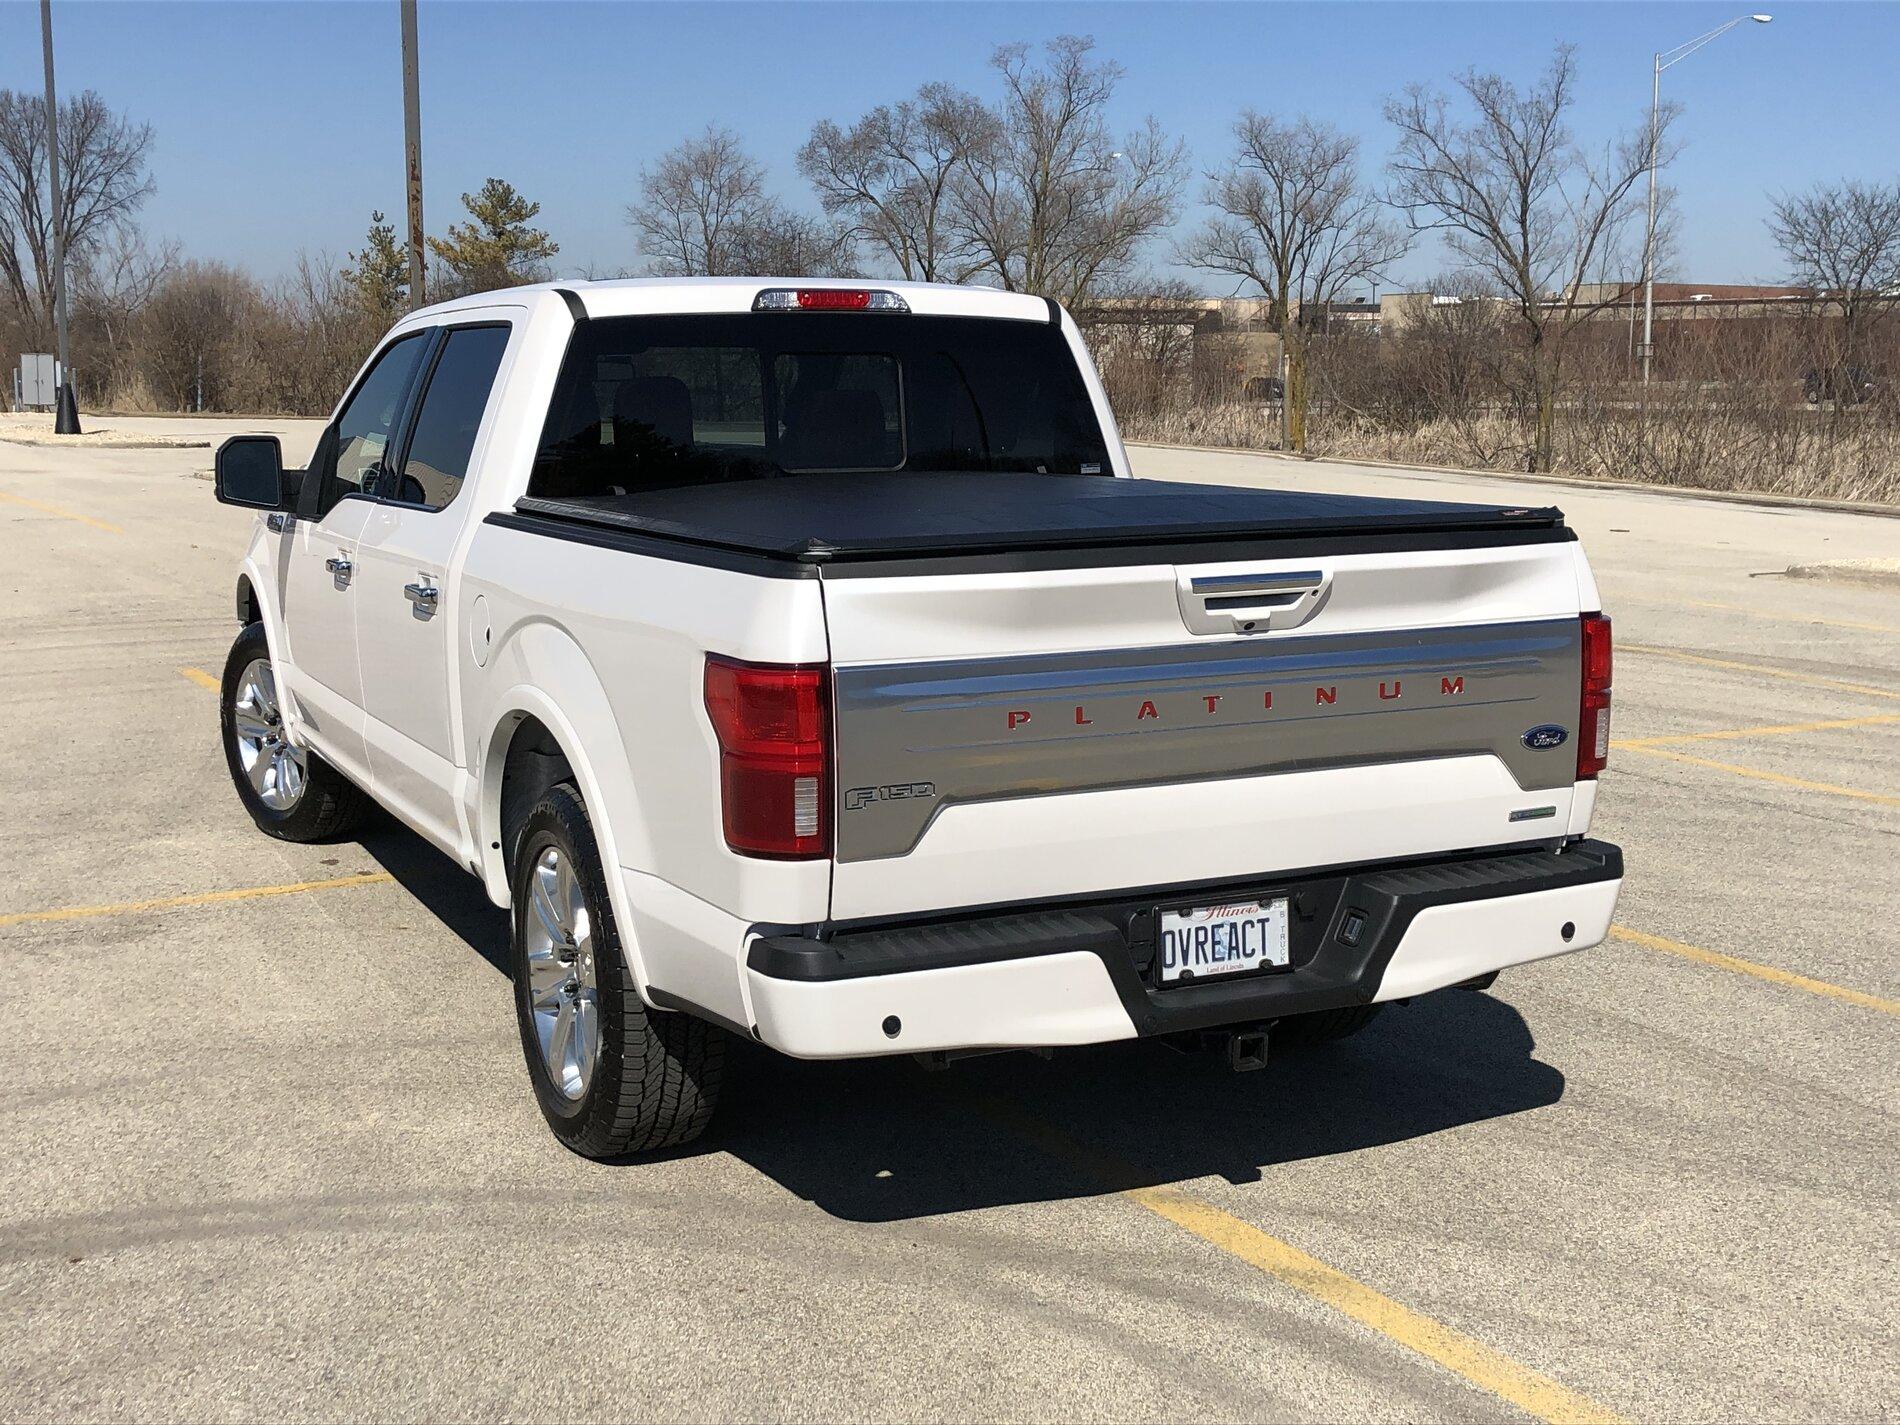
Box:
[473,637,656,996]
[234,556,295,712]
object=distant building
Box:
[1570,281,1812,307]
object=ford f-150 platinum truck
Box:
[212,277,1622,1158]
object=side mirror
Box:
[215,435,290,511]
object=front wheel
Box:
[510,782,725,1157]
[220,621,369,841]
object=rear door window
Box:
[389,325,512,510]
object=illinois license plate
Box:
[1157,898,1290,985]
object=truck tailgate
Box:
[821,514,1592,921]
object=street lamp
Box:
[39,0,79,433]
[1640,13,1772,388]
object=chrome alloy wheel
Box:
[231,658,307,811]
[523,846,600,1101]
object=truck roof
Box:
[410,276,1055,325]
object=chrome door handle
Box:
[325,556,353,587]
[404,581,439,617]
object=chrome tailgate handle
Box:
[1176,568,1330,635]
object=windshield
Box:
[528,312,1110,498]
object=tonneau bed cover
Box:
[509,472,1567,565]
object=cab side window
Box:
[388,325,512,510]
[321,333,430,511]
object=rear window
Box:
[528,313,1110,498]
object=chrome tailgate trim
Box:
[832,618,1580,862]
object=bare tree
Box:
[723,206,857,278]
[0,89,154,337]
[1768,178,1900,375]
[72,229,177,402]
[1075,275,1203,418]
[1385,46,1665,470]
[799,84,994,281]
[1392,281,1516,464]
[1179,112,1409,451]
[271,252,383,415]
[630,127,855,277]
[134,261,259,412]
[949,36,1187,306]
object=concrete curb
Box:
[1785,559,1900,588]
[1127,440,1900,521]
[0,432,211,450]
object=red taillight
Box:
[703,656,830,859]
[752,287,910,313]
[797,288,870,310]
[1578,613,1613,780]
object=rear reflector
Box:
[704,656,831,858]
[753,288,910,313]
[1578,613,1612,779]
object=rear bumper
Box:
[744,839,1623,1058]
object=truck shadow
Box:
[354,825,1565,1221]
[711,989,1564,1223]
[357,823,513,976]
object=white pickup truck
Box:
[213,277,1622,1158]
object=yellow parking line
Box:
[1614,712,1900,748]
[984,1103,1626,1424]
[179,666,220,692]
[1128,1186,1628,1425]
[0,489,123,535]
[0,872,396,928]
[1614,744,1899,806]
[1620,644,1900,701]
[1687,600,1900,636]
[1611,926,1900,1017]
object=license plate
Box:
[1157,898,1290,985]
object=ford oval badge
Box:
[1522,723,1569,750]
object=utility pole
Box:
[401,0,426,310]
[40,0,79,434]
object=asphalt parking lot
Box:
[2,417,1895,1423]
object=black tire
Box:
[510,782,725,1157]
[220,621,371,842]
[1273,1003,1384,1048]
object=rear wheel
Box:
[220,621,370,841]
[510,782,725,1157]
[1273,1003,1384,1047]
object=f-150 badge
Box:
[844,782,937,812]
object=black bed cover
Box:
[510,471,1565,565]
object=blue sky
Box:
[3,1,1893,293]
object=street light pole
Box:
[1640,13,1773,389]
[39,0,79,434]
[1640,52,1661,387]
[401,0,426,310]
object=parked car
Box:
[1803,366,1877,405]
[1243,374,1285,402]
[212,278,1622,1158]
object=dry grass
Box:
[1118,401,1900,505]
